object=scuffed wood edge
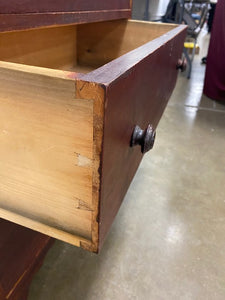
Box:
[76,80,105,253]
[0,60,79,81]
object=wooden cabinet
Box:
[0,19,186,252]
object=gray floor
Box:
[29,32,225,300]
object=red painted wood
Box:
[0,0,131,32]
[81,25,186,250]
[0,10,131,32]
[99,28,186,249]
[0,219,53,299]
[0,0,131,14]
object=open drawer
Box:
[0,20,186,252]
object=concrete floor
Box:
[29,32,225,300]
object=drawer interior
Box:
[0,20,177,73]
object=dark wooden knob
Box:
[176,58,187,72]
[131,124,156,154]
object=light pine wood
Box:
[0,20,177,73]
[0,61,94,243]
[0,207,89,247]
[0,0,131,33]
[76,81,105,252]
[0,25,77,69]
[61,64,95,74]
[77,19,177,67]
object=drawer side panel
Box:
[0,63,93,243]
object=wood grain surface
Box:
[0,62,93,245]
[0,26,77,69]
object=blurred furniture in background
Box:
[163,0,209,78]
[144,0,170,21]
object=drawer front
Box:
[99,28,186,248]
[79,23,187,249]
